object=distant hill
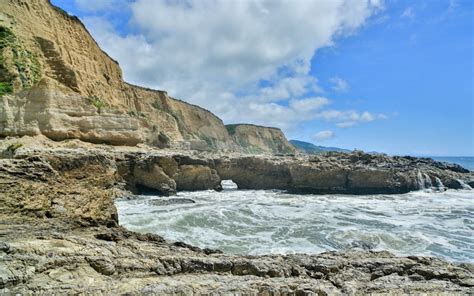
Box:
[290,140,351,154]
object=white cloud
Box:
[329,77,349,92]
[220,97,330,130]
[123,0,381,102]
[79,0,386,136]
[401,7,415,19]
[257,76,322,102]
[332,111,388,128]
[361,111,375,121]
[289,97,330,112]
[336,121,357,128]
[313,130,335,141]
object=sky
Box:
[51,0,473,156]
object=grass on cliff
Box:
[0,26,15,96]
[0,26,16,49]
[158,132,171,146]
[0,26,42,95]
[151,100,162,110]
[87,95,107,113]
[2,143,23,157]
[6,142,23,152]
[225,124,238,135]
[201,135,214,147]
[128,110,146,118]
[0,82,13,96]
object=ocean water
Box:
[116,187,474,263]
[430,156,474,171]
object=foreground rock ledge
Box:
[0,139,473,294]
[1,219,473,295]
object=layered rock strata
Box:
[226,124,297,154]
[0,0,293,154]
[0,139,472,226]
[214,151,473,194]
[2,222,473,295]
[1,142,473,294]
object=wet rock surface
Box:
[0,221,472,295]
[214,151,473,194]
[0,141,473,294]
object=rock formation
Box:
[3,223,473,295]
[2,138,473,221]
[1,140,473,294]
[226,124,297,154]
[215,151,473,194]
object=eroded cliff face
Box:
[226,124,296,154]
[0,0,290,153]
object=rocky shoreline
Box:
[1,0,473,294]
[2,220,473,295]
[1,137,473,294]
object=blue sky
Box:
[52,0,473,156]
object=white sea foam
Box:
[457,179,473,190]
[116,188,474,262]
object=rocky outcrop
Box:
[0,78,145,145]
[226,124,297,154]
[214,151,473,194]
[0,153,119,226]
[0,0,295,154]
[3,138,472,199]
[1,222,472,295]
[119,154,221,195]
[0,139,473,294]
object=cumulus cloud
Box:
[332,111,388,128]
[77,0,386,135]
[313,130,335,141]
[329,77,349,92]
[220,97,330,130]
[258,76,322,102]
[289,97,330,112]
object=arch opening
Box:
[221,179,238,190]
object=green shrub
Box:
[128,110,146,118]
[0,26,15,49]
[151,100,162,110]
[6,143,23,153]
[87,95,107,113]
[201,136,214,147]
[158,132,171,144]
[225,124,238,135]
[0,27,15,96]
[0,26,42,92]
[0,82,13,96]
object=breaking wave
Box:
[116,188,474,262]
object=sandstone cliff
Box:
[0,0,291,153]
[226,124,296,154]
